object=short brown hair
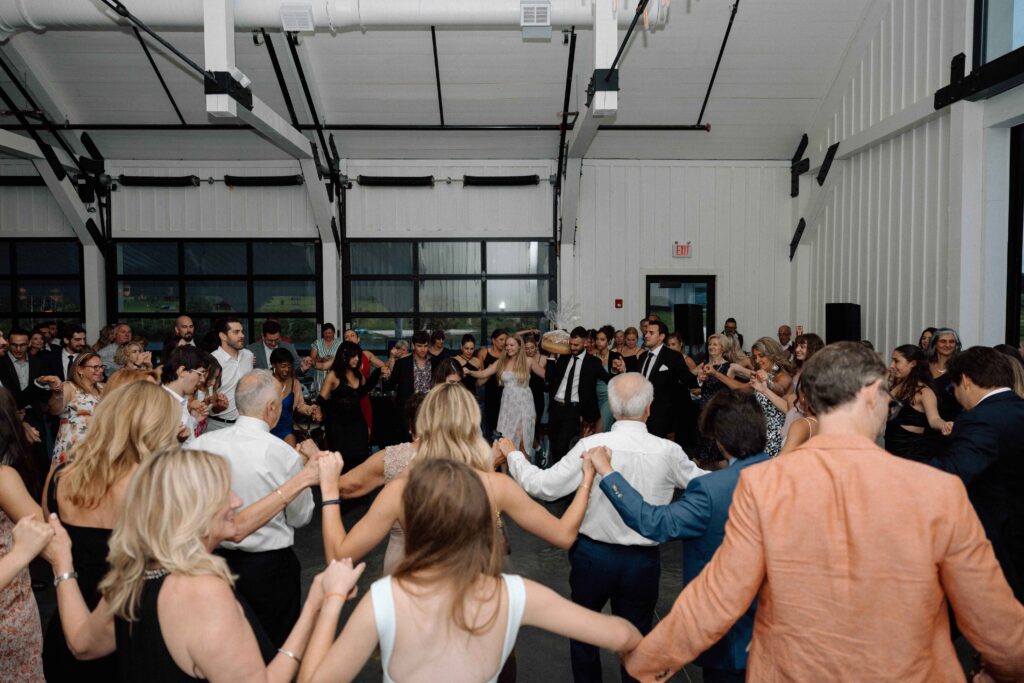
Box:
[698,391,766,458]
[948,347,1014,390]
[801,342,886,415]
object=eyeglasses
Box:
[82,364,105,370]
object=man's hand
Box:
[37,375,62,392]
[492,437,516,468]
[21,421,40,444]
[380,365,392,379]
[310,405,323,422]
[210,393,229,413]
[318,451,344,498]
[941,421,954,436]
[297,438,321,463]
[299,356,314,373]
[583,445,613,476]
[176,424,191,442]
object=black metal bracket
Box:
[789,218,806,261]
[586,69,619,108]
[817,142,840,186]
[790,133,809,198]
[204,71,254,111]
[935,47,1024,109]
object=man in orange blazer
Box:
[624,342,1024,682]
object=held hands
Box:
[379,365,391,380]
[317,451,344,496]
[299,356,314,373]
[941,421,954,436]
[210,393,229,413]
[319,558,366,604]
[491,437,516,469]
[41,513,73,573]
[21,421,40,444]
[583,445,613,476]
[176,424,192,442]
[11,516,55,564]
[38,375,63,392]
[310,405,323,422]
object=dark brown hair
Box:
[698,390,767,458]
[393,459,504,634]
[947,347,1014,390]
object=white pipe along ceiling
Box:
[0,0,669,38]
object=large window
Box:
[0,239,83,332]
[344,240,554,352]
[111,240,322,350]
[977,0,1024,65]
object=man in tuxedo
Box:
[246,319,309,375]
[616,320,695,439]
[545,326,601,468]
[41,324,88,381]
[928,346,1024,600]
[0,328,52,470]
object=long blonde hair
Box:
[101,447,235,621]
[496,334,529,386]
[414,383,492,471]
[394,459,503,634]
[60,382,180,509]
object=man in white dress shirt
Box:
[190,370,314,646]
[499,372,707,683]
[208,317,255,431]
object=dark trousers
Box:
[217,546,301,648]
[547,400,582,468]
[569,536,660,683]
[702,668,746,683]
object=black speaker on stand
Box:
[825,303,862,344]
[673,304,706,352]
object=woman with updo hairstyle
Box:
[319,340,380,469]
[43,447,363,683]
[300,459,640,683]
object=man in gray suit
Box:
[246,320,312,375]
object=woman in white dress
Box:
[464,334,544,454]
[299,458,641,683]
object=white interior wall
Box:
[574,160,792,339]
[0,159,74,237]
[343,160,554,239]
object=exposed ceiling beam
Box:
[259,29,300,128]
[566,0,617,159]
[430,26,445,126]
[131,26,186,125]
[286,32,328,131]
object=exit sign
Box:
[673,241,692,258]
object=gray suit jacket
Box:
[246,340,301,371]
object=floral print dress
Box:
[51,387,100,466]
[0,509,44,682]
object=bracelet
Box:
[53,571,78,587]
[324,591,348,601]
[274,489,287,508]
[320,498,343,507]
[277,648,302,664]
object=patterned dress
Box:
[755,370,787,456]
[496,370,535,452]
[51,386,100,466]
[0,509,44,682]
[310,337,342,397]
[381,442,417,575]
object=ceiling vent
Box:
[280,3,316,32]
[521,0,552,40]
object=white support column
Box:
[203,0,237,118]
[947,100,986,346]
[299,157,340,325]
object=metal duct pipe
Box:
[0,0,668,38]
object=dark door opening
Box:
[645,275,716,356]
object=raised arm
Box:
[335,450,387,500]
[299,573,377,683]
[465,361,499,380]
[918,386,953,434]
[522,578,641,654]
[320,456,403,564]
[708,364,753,392]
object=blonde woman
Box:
[318,382,597,566]
[464,334,544,453]
[39,352,105,466]
[113,341,152,371]
[42,447,364,683]
[103,368,160,394]
[300,460,640,683]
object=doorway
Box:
[645,275,715,355]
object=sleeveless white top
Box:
[371,573,526,683]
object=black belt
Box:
[209,415,236,424]
[554,398,580,406]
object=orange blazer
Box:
[625,433,1024,682]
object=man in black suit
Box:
[40,323,88,381]
[0,328,53,471]
[545,326,601,468]
[929,346,1024,600]
[615,320,695,439]
[384,330,433,418]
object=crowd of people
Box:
[0,311,1021,682]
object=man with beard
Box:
[208,318,255,431]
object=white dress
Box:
[371,574,526,683]
[496,370,535,450]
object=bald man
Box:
[175,315,195,346]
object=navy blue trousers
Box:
[569,535,661,683]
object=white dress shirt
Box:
[10,356,29,390]
[640,344,663,378]
[61,350,76,379]
[211,346,255,422]
[977,387,1013,405]
[190,416,313,552]
[556,351,587,403]
[98,343,119,376]
[507,420,707,545]
[162,384,196,446]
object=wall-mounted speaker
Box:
[673,304,705,348]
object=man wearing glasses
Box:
[160,345,208,445]
[624,342,1024,682]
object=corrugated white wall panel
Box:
[577,160,792,339]
[344,160,554,239]
[109,160,316,238]
[0,160,75,237]
[806,114,950,351]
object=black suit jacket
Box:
[40,348,73,381]
[545,352,601,424]
[929,390,1024,599]
[384,355,432,408]
[626,346,695,437]
[0,354,51,418]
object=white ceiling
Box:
[0,0,872,160]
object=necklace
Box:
[143,567,169,580]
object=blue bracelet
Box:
[320,498,343,507]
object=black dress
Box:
[884,402,931,462]
[114,573,275,682]
[482,350,503,436]
[43,467,119,682]
[320,369,380,470]
[928,373,961,457]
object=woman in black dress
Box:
[925,328,962,458]
[476,328,507,439]
[452,333,482,394]
[885,344,953,461]
[319,341,380,471]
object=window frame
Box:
[343,238,556,344]
[107,238,323,349]
[0,238,85,329]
